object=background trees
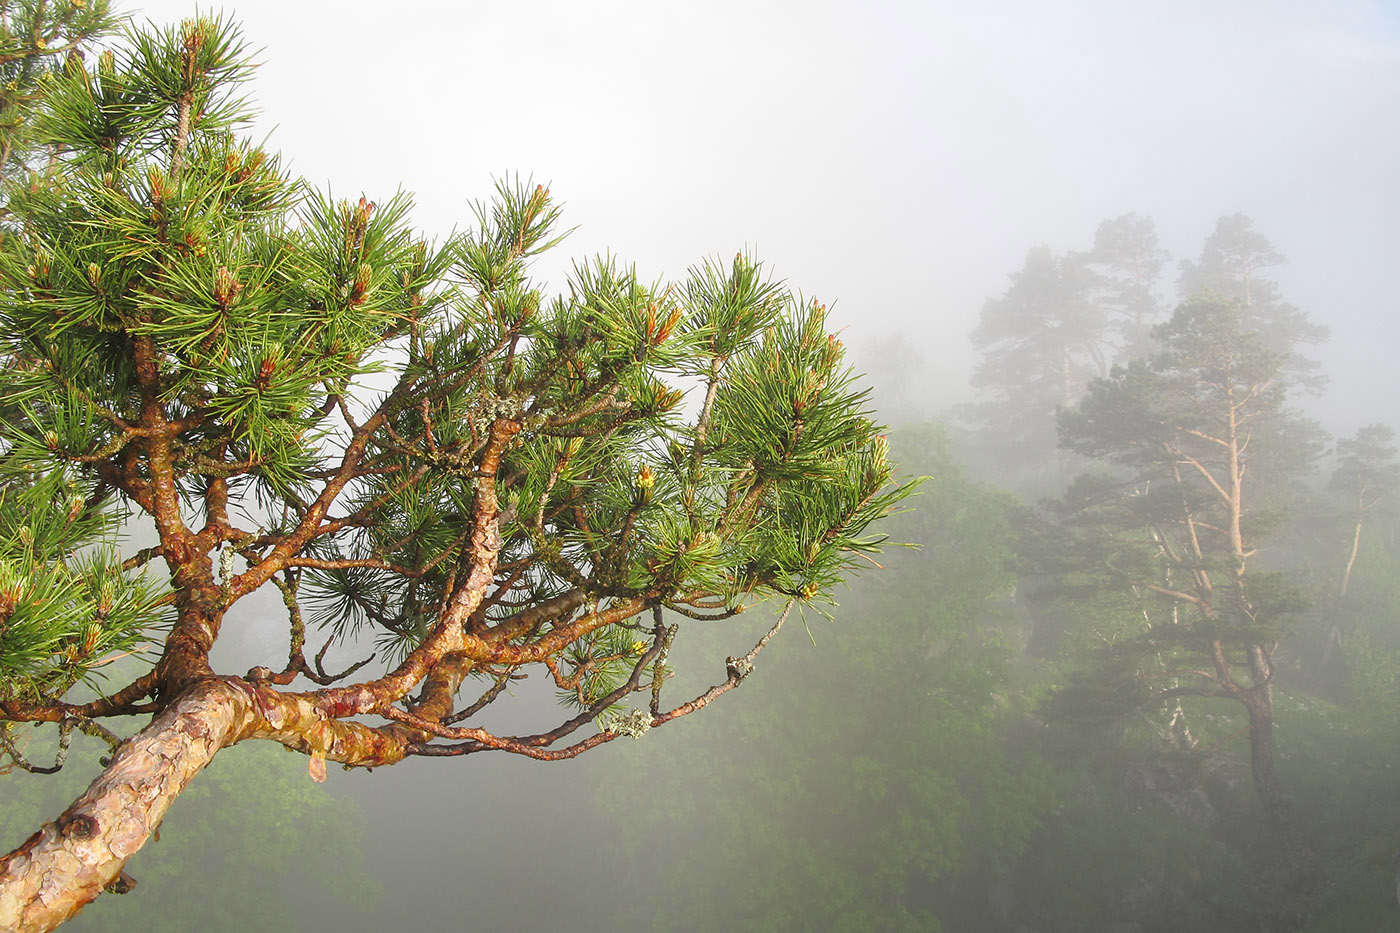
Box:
[1330,424,1399,600]
[968,245,1104,467]
[1177,213,1329,388]
[964,213,1170,489]
[1086,213,1170,360]
[950,208,1400,929]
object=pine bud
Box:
[349,264,372,306]
[213,266,241,308]
[181,19,206,54]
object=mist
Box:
[5,1,1400,930]
[118,0,1400,427]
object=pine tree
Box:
[0,15,913,928]
[1055,299,1324,863]
[1178,213,1329,389]
[1085,212,1169,360]
[1331,424,1400,600]
[967,245,1104,476]
[965,215,1169,490]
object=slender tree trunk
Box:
[1241,643,1288,826]
[1241,665,1320,889]
[0,680,252,932]
[1243,690,1289,829]
[1340,511,1363,599]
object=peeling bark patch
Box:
[107,822,147,861]
[56,815,98,841]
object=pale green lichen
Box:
[595,706,652,739]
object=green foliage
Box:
[295,229,907,664]
[0,468,165,702]
[0,8,910,711]
[0,0,118,192]
[0,14,415,495]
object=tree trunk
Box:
[0,680,253,932]
[1243,692,1289,830]
[1340,511,1363,599]
[1242,683,1320,891]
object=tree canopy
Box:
[0,12,912,928]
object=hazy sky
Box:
[128,0,1400,430]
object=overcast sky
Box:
[128,0,1400,431]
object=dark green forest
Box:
[3,4,1399,932]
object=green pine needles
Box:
[0,10,912,778]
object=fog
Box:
[123,0,1400,429]
[6,1,1400,930]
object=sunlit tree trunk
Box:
[1340,485,1366,599]
[0,682,249,932]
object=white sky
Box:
[127,0,1400,431]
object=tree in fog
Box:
[1178,213,1328,389]
[1331,424,1400,600]
[968,245,1104,467]
[966,214,1169,484]
[1056,299,1323,852]
[0,14,911,929]
[1086,212,1169,359]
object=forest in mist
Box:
[4,2,1400,931]
[8,204,1400,932]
